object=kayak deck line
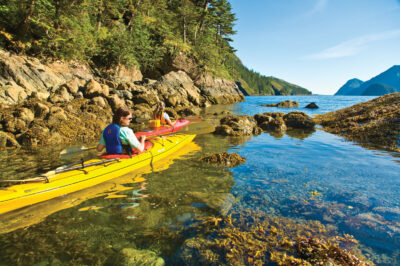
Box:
[0,134,196,214]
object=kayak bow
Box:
[0,134,196,215]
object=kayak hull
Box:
[0,134,196,215]
[135,119,189,138]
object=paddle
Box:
[59,145,97,155]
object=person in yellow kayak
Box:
[153,101,176,126]
[97,106,146,154]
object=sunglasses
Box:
[124,117,133,121]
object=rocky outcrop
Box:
[0,49,92,104]
[0,49,243,107]
[0,98,111,148]
[0,49,245,149]
[214,112,315,138]
[153,52,244,105]
[314,93,400,152]
[261,100,299,108]
[200,152,246,167]
[305,102,319,109]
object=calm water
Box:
[1,95,400,265]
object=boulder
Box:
[4,84,27,104]
[83,79,109,98]
[62,77,81,94]
[0,131,20,148]
[16,108,34,123]
[34,102,50,118]
[106,94,125,111]
[132,93,158,106]
[283,112,315,129]
[305,102,319,109]
[260,117,287,132]
[48,86,73,103]
[214,115,257,136]
[90,96,107,108]
[114,90,133,100]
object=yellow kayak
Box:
[0,134,196,215]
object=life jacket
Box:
[103,124,123,154]
[153,112,166,125]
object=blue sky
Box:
[229,0,400,95]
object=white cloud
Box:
[304,29,400,60]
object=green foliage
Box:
[0,0,310,95]
[225,54,312,95]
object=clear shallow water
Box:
[0,95,400,265]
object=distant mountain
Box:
[228,55,312,95]
[335,65,400,96]
[335,78,364,95]
[362,83,396,96]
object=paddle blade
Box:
[60,146,95,155]
[183,116,203,123]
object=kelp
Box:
[179,209,373,265]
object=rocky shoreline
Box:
[0,49,244,149]
[315,93,400,152]
[1,49,399,154]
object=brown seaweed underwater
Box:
[182,210,373,265]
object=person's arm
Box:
[120,127,146,153]
[97,131,106,152]
[137,136,146,152]
[163,112,176,126]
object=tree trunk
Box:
[194,0,209,44]
[54,0,60,29]
[17,0,36,37]
[183,16,187,43]
[97,0,103,31]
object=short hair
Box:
[112,106,131,125]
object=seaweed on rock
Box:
[177,210,373,265]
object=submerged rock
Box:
[119,248,165,266]
[200,152,246,167]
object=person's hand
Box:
[140,135,146,142]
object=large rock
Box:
[82,79,109,98]
[214,115,257,136]
[283,112,315,129]
[104,64,143,83]
[314,93,400,151]
[195,72,244,105]
[0,49,92,104]
[154,71,203,107]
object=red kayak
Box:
[135,119,189,138]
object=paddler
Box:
[153,101,176,126]
[97,106,146,154]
